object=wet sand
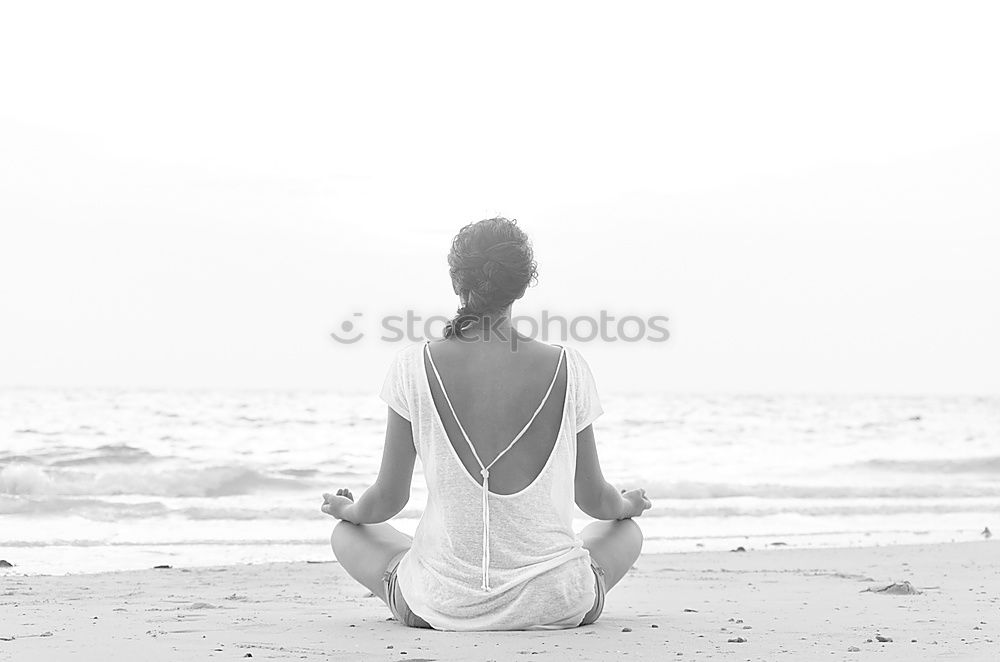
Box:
[1,542,997,661]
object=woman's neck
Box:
[455,308,515,343]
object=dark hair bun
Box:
[444,217,536,337]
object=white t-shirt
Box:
[379,342,604,631]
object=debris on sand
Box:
[862,581,920,595]
[731,546,746,552]
[622,627,632,632]
[875,634,893,642]
[683,608,698,613]
[727,637,747,643]
[152,565,172,570]
[847,646,861,652]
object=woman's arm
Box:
[574,424,651,520]
[322,408,416,524]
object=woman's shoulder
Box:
[386,342,428,372]
[555,344,599,385]
[546,342,586,366]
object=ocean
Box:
[1,389,997,575]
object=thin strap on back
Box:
[424,344,488,471]
[423,342,566,591]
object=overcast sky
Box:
[1,1,998,395]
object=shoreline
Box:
[2,525,990,578]
[2,541,996,660]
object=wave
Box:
[0,454,43,465]
[0,537,326,548]
[639,480,1000,500]
[858,456,1000,475]
[0,496,170,519]
[49,444,156,467]
[640,500,1000,518]
[235,415,322,426]
[5,466,997,506]
[0,445,156,468]
[14,428,63,436]
[277,468,321,477]
[0,463,307,498]
[4,492,997,524]
[0,497,315,521]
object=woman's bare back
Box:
[424,337,568,495]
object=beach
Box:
[2,541,996,661]
[4,390,1000,575]
[2,390,998,659]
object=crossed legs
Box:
[330,521,412,602]
[330,517,643,612]
[577,518,643,590]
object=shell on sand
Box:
[861,581,920,595]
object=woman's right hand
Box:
[321,488,355,520]
[619,488,652,519]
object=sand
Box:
[1,542,996,661]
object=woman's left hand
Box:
[321,488,354,519]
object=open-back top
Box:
[379,341,604,631]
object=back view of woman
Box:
[323,218,651,630]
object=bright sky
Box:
[1,1,998,395]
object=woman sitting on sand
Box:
[322,217,651,630]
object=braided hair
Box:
[443,217,537,339]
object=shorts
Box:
[381,552,607,629]
[578,556,607,626]
[382,551,432,629]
